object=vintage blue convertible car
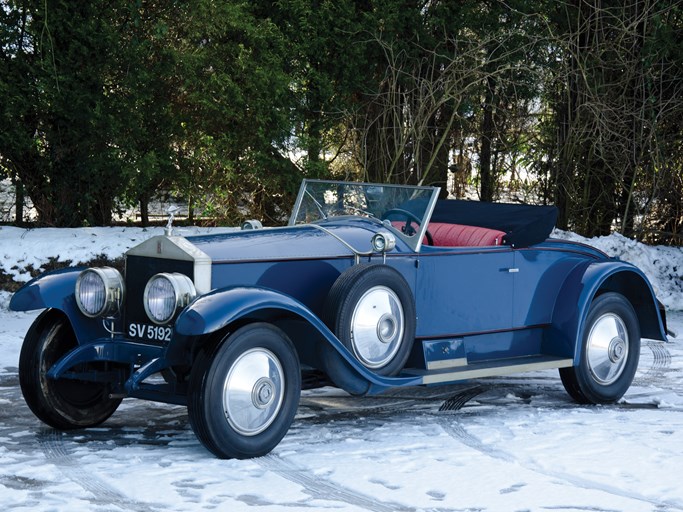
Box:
[10,180,669,458]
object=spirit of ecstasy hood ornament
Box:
[165,205,181,236]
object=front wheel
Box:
[188,323,301,459]
[19,310,122,429]
[560,292,641,404]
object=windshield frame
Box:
[288,179,440,252]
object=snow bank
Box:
[0,225,236,284]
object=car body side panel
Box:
[414,247,515,336]
[211,258,351,317]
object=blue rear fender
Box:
[9,267,108,343]
[548,260,667,365]
[174,286,420,394]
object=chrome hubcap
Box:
[252,377,275,409]
[350,286,404,369]
[223,348,285,436]
[608,337,626,363]
[377,313,398,343]
[586,313,629,385]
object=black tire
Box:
[560,292,641,404]
[188,323,301,459]
[324,264,416,376]
[19,310,122,429]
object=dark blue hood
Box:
[185,220,401,263]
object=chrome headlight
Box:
[75,267,125,318]
[241,219,263,230]
[371,232,396,253]
[143,273,196,325]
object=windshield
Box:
[288,180,440,250]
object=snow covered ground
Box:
[0,225,682,511]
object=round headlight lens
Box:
[144,273,196,325]
[75,267,124,318]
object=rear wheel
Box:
[19,310,122,429]
[560,292,640,404]
[188,323,301,459]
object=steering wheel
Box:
[381,208,434,246]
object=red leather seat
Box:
[428,222,506,247]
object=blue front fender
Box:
[9,267,106,344]
[549,260,668,365]
[10,267,84,312]
[175,286,324,336]
[174,286,421,394]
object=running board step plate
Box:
[404,356,574,385]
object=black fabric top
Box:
[430,200,558,248]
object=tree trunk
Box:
[139,198,149,227]
[13,178,24,225]
[480,77,496,202]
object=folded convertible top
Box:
[430,200,558,248]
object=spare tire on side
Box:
[324,264,416,377]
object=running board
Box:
[404,356,574,385]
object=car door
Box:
[414,246,515,338]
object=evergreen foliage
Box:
[0,0,681,243]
